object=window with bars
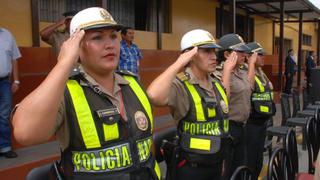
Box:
[39,0,97,22]
[102,0,171,33]
[39,0,171,33]
[302,34,312,46]
[216,8,254,42]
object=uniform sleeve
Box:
[45,31,58,45]
[168,79,189,123]
[54,99,70,151]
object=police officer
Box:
[246,42,275,179]
[13,7,160,180]
[147,29,237,180]
[213,33,257,179]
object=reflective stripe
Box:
[224,119,229,133]
[103,123,119,142]
[208,107,216,118]
[123,75,153,132]
[184,81,205,121]
[255,76,265,92]
[214,82,228,108]
[190,138,211,151]
[260,105,269,113]
[154,161,161,180]
[67,80,101,149]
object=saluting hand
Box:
[247,52,258,65]
[224,51,238,71]
[176,47,198,67]
[57,29,85,66]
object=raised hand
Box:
[224,51,238,71]
[176,47,198,67]
[247,52,258,65]
[57,29,85,66]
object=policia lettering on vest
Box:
[13,7,160,180]
[147,29,237,180]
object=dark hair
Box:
[121,27,133,35]
[217,49,232,64]
[288,49,293,54]
[309,51,314,56]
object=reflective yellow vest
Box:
[251,73,276,118]
[176,72,229,159]
[61,73,160,179]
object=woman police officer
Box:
[13,7,160,180]
[147,29,237,180]
[246,42,276,179]
[213,33,257,179]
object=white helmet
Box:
[180,29,221,52]
[70,7,122,35]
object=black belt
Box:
[0,76,9,81]
[229,120,246,127]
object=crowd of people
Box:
[0,6,318,180]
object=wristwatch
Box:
[14,80,20,85]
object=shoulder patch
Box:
[116,70,137,77]
[216,63,224,71]
[176,72,190,81]
[239,63,249,71]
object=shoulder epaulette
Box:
[57,29,66,33]
[116,70,138,77]
[239,63,249,71]
[176,72,190,81]
[69,68,81,79]
[211,72,222,81]
[216,61,225,71]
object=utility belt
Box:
[229,120,246,127]
[0,75,9,81]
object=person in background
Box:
[213,33,256,179]
[13,7,161,179]
[305,51,316,94]
[284,49,296,94]
[0,27,21,158]
[246,42,276,179]
[147,29,237,180]
[40,10,78,57]
[118,27,142,77]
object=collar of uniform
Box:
[255,68,264,77]
[185,67,214,90]
[233,66,246,79]
[78,66,129,95]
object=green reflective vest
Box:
[61,73,160,180]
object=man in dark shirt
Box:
[284,49,296,94]
[305,51,316,93]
